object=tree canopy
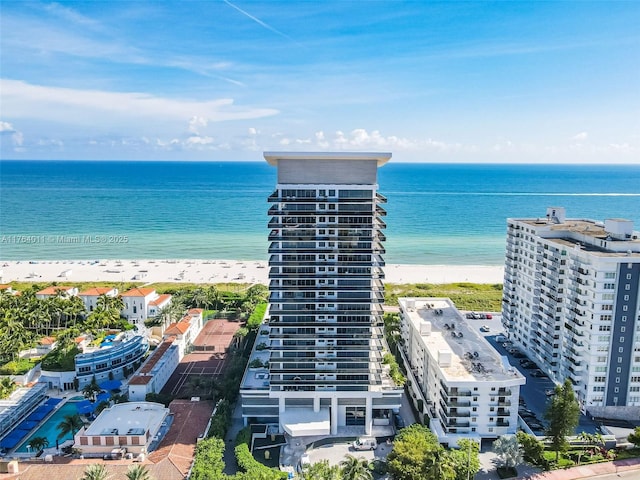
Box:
[544,379,580,463]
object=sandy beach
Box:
[0,259,504,285]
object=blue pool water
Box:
[15,401,80,453]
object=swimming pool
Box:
[15,401,80,453]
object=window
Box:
[605,272,616,279]
[604,283,615,290]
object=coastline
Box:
[0,259,504,285]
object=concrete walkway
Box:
[522,457,640,480]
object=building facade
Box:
[240,152,402,437]
[502,207,640,417]
[75,333,149,388]
[399,297,525,447]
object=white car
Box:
[479,325,490,333]
[352,437,377,451]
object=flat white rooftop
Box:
[83,402,168,437]
[400,298,525,384]
[264,151,391,167]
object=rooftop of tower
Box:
[264,151,392,167]
[399,297,526,384]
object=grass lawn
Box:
[9,280,505,312]
[385,282,503,311]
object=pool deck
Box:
[0,398,214,480]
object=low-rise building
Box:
[35,285,78,299]
[399,297,526,447]
[128,338,179,401]
[74,402,169,455]
[74,333,148,388]
[120,288,171,324]
[78,287,118,312]
[162,308,204,358]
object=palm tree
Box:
[83,377,101,402]
[339,454,372,480]
[27,436,49,453]
[81,464,110,480]
[57,413,83,440]
[425,448,456,480]
[125,464,153,480]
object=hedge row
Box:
[234,428,287,480]
[246,303,267,330]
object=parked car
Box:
[352,437,377,451]
[502,342,513,348]
[512,351,526,358]
[485,313,493,319]
[394,413,406,429]
[530,369,547,377]
[495,335,507,342]
[545,388,556,396]
[480,325,490,333]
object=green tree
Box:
[81,464,110,480]
[448,438,480,480]
[628,426,640,448]
[544,379,580,463]
[302,459,342,480]
[340,454,372,480]
[493,435,523,471]
[190,437,226,480]
[82,376,101,402]
[27,436,49,453]
[57,413,84,440]
[387,424,451,480]
[516,431,545,465]
[126,464,153,480]
[425,448,455,480]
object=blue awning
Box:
[99,380,122,391]
[0,431,28,449]
[15,420,39,431]
[44,397,63,407]
[96,392,111,404]
[75,400,96,415]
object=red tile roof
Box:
[121,287,156,297]
[78,287,115,296]
[129,339,175,385]
[40,336,56,345]
[0,284,11,290]
[187,308,203,314]
[164,321,190,335]
[36,286,75,295]
[149,293,172,306]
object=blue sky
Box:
[0,1,638,163]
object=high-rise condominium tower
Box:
[240,152,402,437]
[503,207,640,418]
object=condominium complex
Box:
[399,297,525,447]
[240,152,402,437]
[503,207,640,417]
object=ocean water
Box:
[1,161,639,265]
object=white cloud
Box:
[0,121,16,132]
[12,131,24,147]
[186,135,214,145]
[188,116,208,134]
[1,79,279,125]
[248,127,259,135]
[571,131,588,141]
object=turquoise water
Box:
[15,401,79,453]
[1,161,639,265]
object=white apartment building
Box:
[503,207,640,418]
[35,285,78,299]
[399,297,525,447]
[78,287,118,312]
[120,288,172,324]
[240,152,402,438]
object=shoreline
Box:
[0,259,504,285]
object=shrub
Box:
[0,358,38,375]
[234,428,287,479]
[247,303,267,330]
